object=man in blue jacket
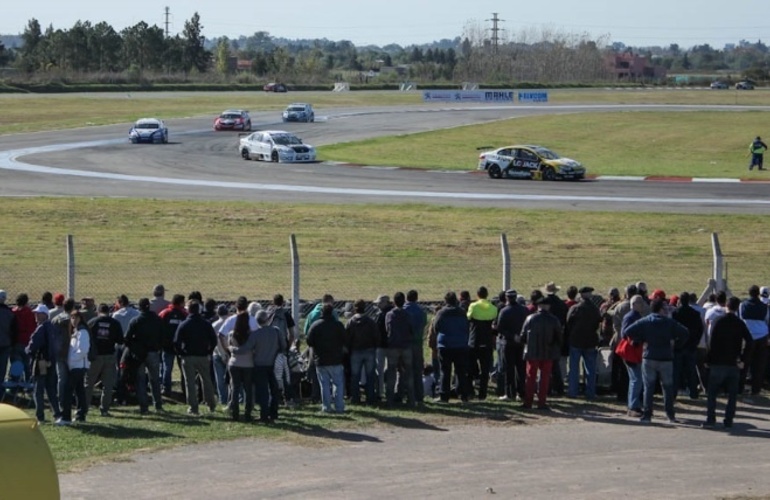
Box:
[385,292,415,407]
[26,304,61,423]
[625,299,689,423]
[429,291,470,403]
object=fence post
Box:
[290,234,300,329]
[501,233,511,292]
[66,234,75,299]
[712,232,725,292]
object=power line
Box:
[487,12,504,52]
[164,6,170,38]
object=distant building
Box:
[606,53,666,82]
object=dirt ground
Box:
[59,398,770,500]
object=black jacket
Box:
[496,303,528,342]
[173,313,217,357]
[88,315,125,356]
[346,314,379,351]
[307,316,346,366]
[672,304,704,350]
[125,311,164,359]
[708,313,753,366]
[566,299,602,349]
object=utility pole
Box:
[164,6,171,38]
[487,12,504,53]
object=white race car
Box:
[128,118,168,144]
[239,130,316,163]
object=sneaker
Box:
[723,421,733,429]
[498,395,510,401]
[639,416,651,423]
[54,418,72,426]
[667,416,679,424]
[627,409,643,418]
[100,409,112,417]
[187,409,200,416]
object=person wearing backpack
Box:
[267,294,297,406]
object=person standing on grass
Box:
[13,293,36,382]
[307,304,346,414]
[345,299,380,405]
[748,136,768,171]
[159,294,188,397]
[738,285,770,399]
[672,292,704,400]
[125,298,164,415]
[566,286,602,401]
[621,296,646,418]
[211,304,231,407]
[467,286,498,401]
[149,284,170,314]
[59,310,90,425]
[384,292,416,407]
[267,294,297,406]
[403,290,427,404]
[250,310,285,422]
[495,289,528,401]
[521,295,563,410]
[373,294,392,402]
[542,283,567,397]
[226,311,254,422]
[26,304,61,424]
[173,300,218,416]
[625,299,689,423]
[703,297,753,429]
[86,303,124,417]
[429,291,471,403]
[47,293,65,320]
[0,290,19,385]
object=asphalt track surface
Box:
[2,102,770,213]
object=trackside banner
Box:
[422,90,514,102]
[422,90,548,103]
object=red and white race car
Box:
[213,110,252,131]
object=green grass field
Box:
[0,198,767,303]
[318,111,770,178]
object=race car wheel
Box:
[271,150,279,162]
[241,148,250,160]
[488,164,503,179]
[542,166,556,181]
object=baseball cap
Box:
[32,303,49,315]
[53,293,65,306]
[761,286,769,298]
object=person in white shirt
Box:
[59,311,91,426]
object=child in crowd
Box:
[422,364,437,399]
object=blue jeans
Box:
[673,348,699,398]
[161,349,175,393]
[385,347,415,405]
[212,354,230,405]
[137,351,163,411]
[642,359,675,419]
[316,364,345,413]
[625,361,643,411]
[706,365,740,425]
[56,360,69,414]
[33,363,60,421]
[568,347,598,399]
[253,365,279,421]
[14,346,32,383]
[349,349,376,403]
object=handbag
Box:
[614,337,642,364]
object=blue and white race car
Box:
[239,130,316,163]
[282,103,315,123]
[129,118,169,144]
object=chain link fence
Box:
[1,234,768,315]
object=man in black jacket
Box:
[174,300,218,415]
[495,290,528,401]
[125,297,164,414]
[345,299,379,404]
[566,286,602,400]
[672,292,704,400]
[86,303,125,416]
[704,297,753,428]
[307,304,346,413]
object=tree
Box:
[181,12,211,73]
[0,41,9,66]
[215,37,231,75]
[17,18,43,72]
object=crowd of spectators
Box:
[0,280,767,430]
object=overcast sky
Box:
[2,0,766,49]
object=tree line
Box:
[0,15,767,85]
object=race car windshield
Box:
[272,134,302,145]
[287,106,305,112]
[534,148,559,159]
[136,123,160,129]
[221,113,241,119]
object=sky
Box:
[2,0,767,49]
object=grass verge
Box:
[318,111,770,178]
[1,89,768,135]
[0,198,768,303]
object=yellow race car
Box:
[477,145,586,181]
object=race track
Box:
[2,103,770,213]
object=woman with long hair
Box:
[227,312,254,422]
[58,310,90,425]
